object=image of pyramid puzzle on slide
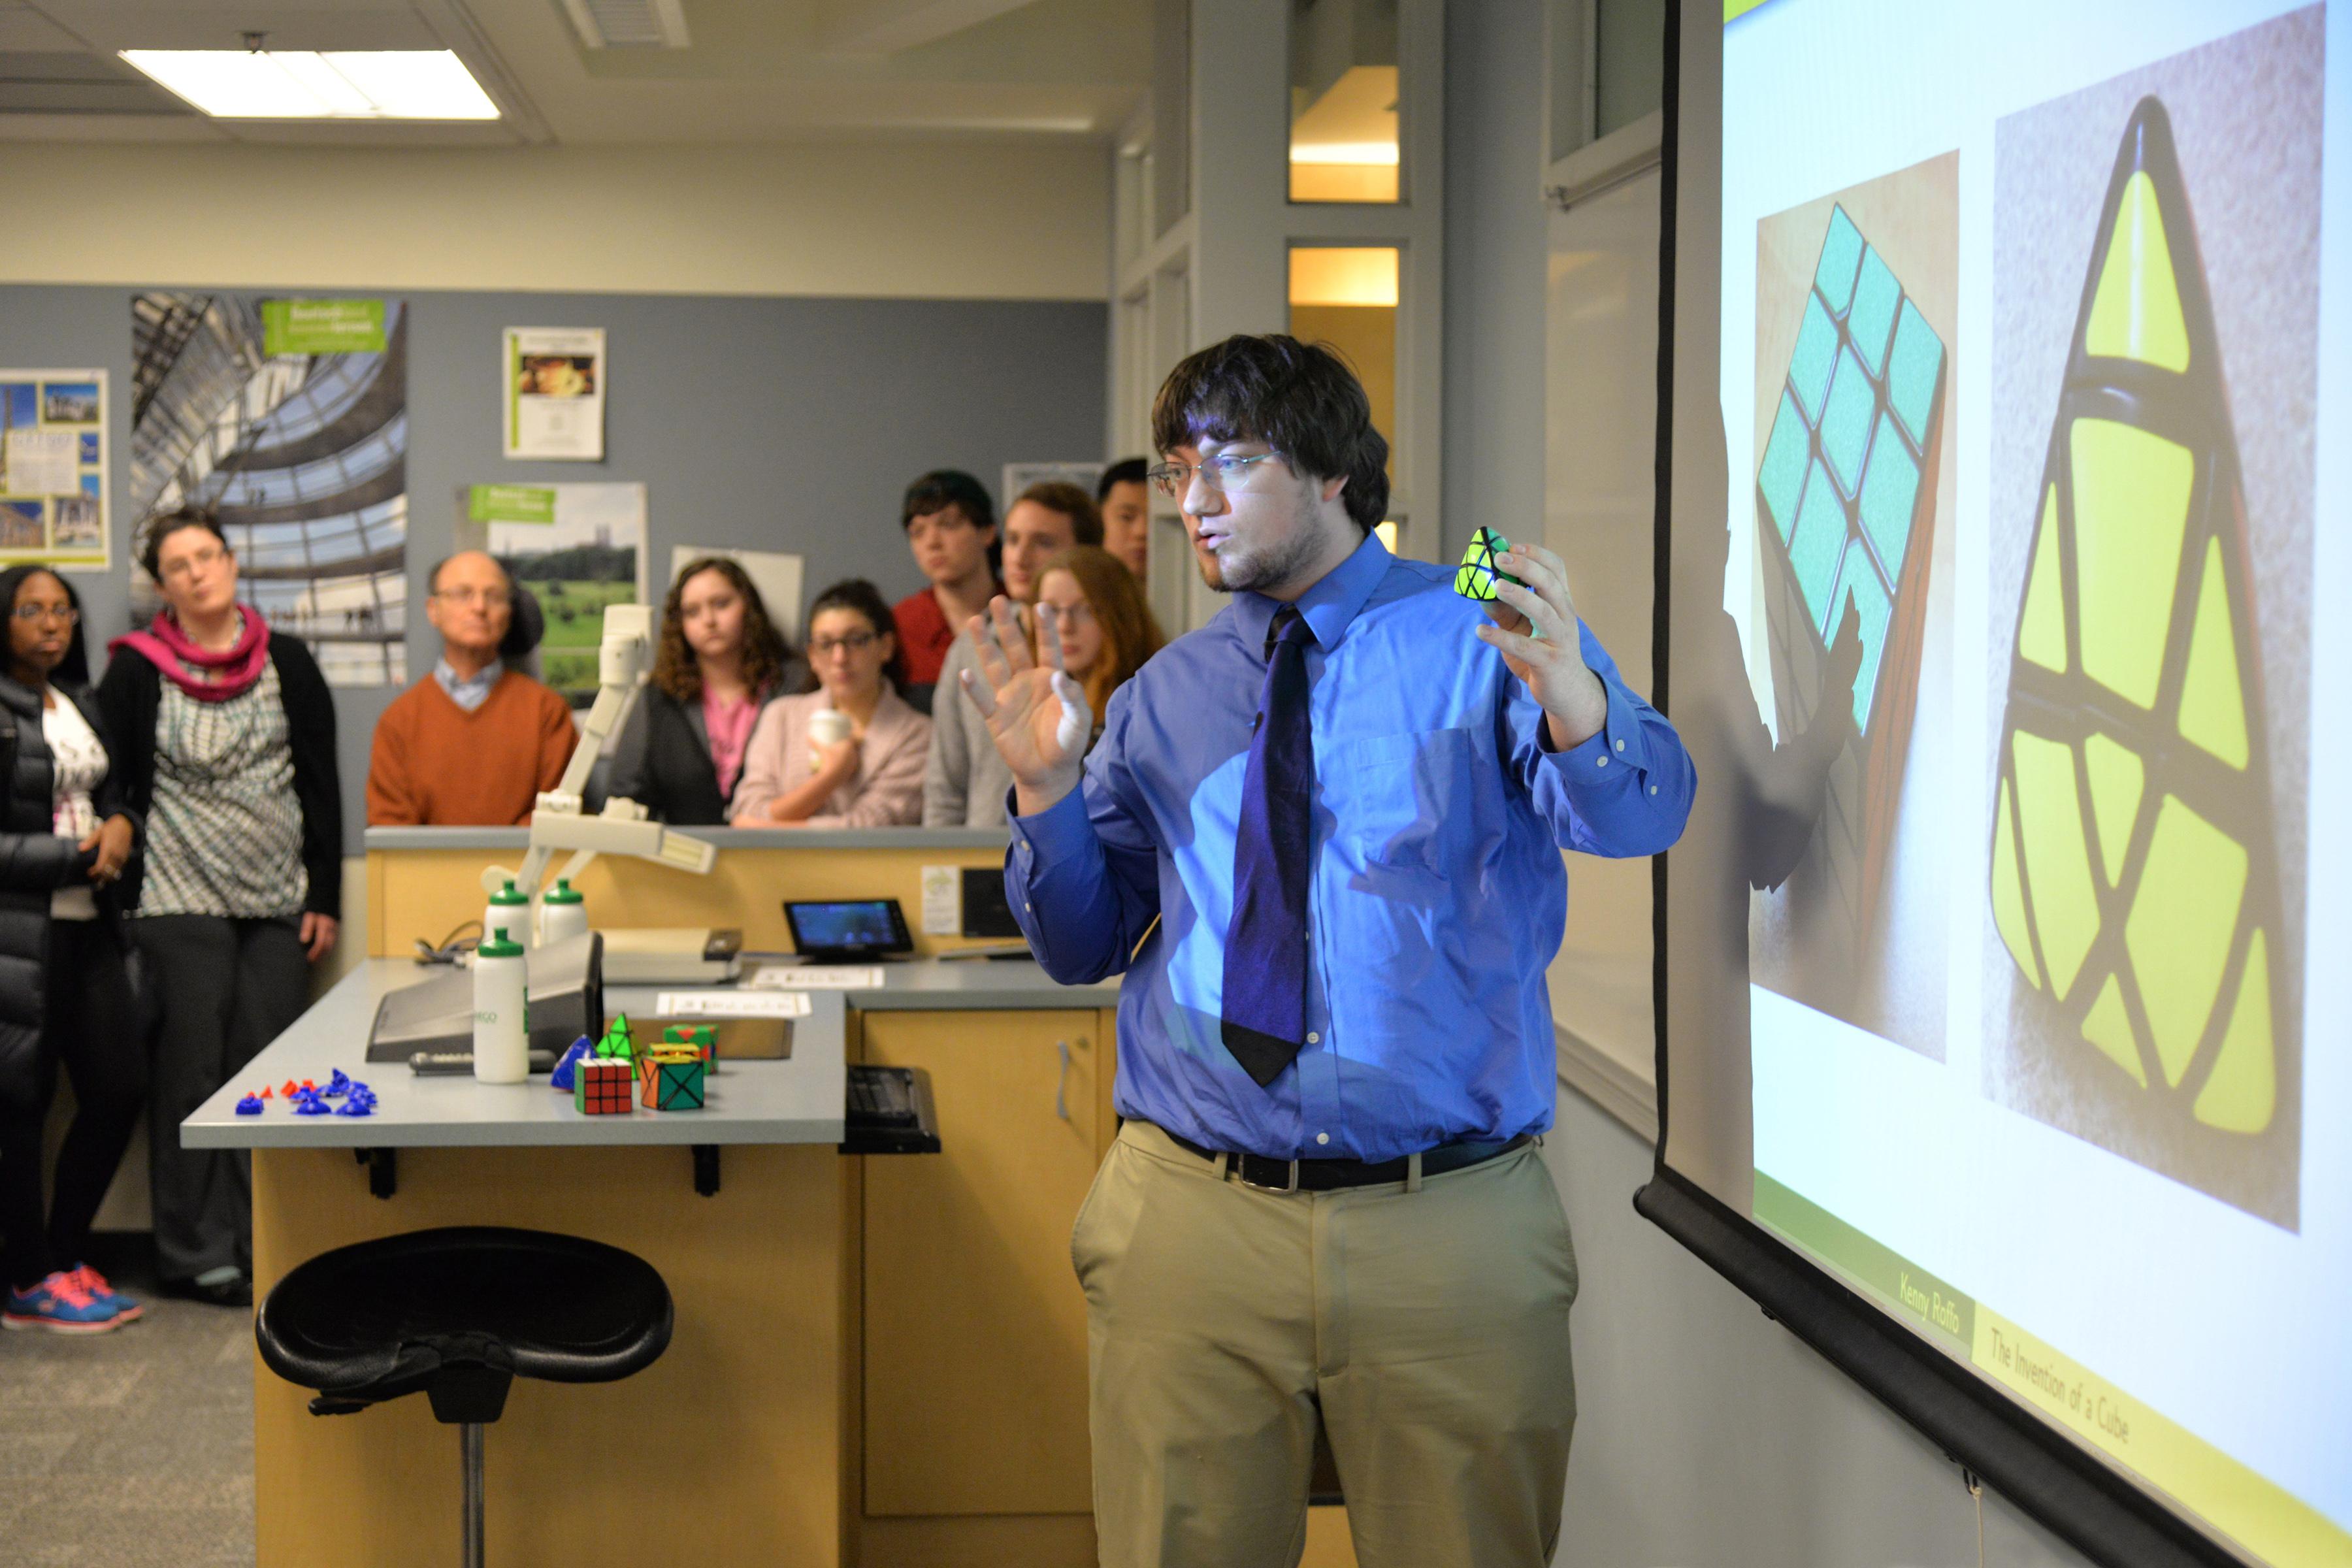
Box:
[1988,95,2291,1154]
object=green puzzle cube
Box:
[1454,527,1518,602]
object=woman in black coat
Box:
[0,565,146,1332]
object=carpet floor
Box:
[0,1242,253,1565]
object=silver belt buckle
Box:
[1237,1155,1300,1194]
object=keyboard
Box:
[849,1065,919,1126]
[843,1065,940,1154]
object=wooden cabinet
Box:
[858,1007,1115,1522]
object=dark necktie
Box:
[1221,605,1316,1087]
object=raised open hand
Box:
[957,596,1092,813]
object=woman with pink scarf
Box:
[96,509,340,1311]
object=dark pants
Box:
[0,919,148,1291]
[138,914,308,1284]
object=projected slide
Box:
[1699,3,2347,1561]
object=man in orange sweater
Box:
[367,551,577,825]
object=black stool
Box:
[255,1226,672,1567]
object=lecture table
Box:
[188,822,1130,1568]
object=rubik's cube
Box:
[1454,527,1520,602]
[575,1058,634,1115]
[1989,97,2289,1173]
[662,1024,718,1075]
[642,1051,706,1111]
[1754,200,1947,947]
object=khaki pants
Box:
[1072,1119,1580,1568]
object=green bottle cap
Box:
[544,878,584,906]
[479,926,525,958]
[489,879,529,907]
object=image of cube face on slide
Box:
[1746,154,1955,1062]
[1988,8,2315,1228]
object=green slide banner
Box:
[467,484,558,525]
[260,299,387,356]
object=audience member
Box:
[97,510,341,1309]
[1096,457,1152,578]
[0,567,146,1332]
[732,579,929,827]
[610,556,811,825]
[890,470,1001,706]
[1032,546,1166,755]
[924,481,1100,826]
[366,550,575,826]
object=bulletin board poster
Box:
[0,370,107,569]
[458,481,646,708]
[503,327,606,461]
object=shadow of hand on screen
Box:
[1669,410,1868,1201]
[1694,512,1863,898]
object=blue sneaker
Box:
[65,1264,144,1324]
[3,1269,125,1333]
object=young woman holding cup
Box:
[730,579,930,827]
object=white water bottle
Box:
[539,877,588,945]
[472,927,529,1084]
[485,878,531,953]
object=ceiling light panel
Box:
[118,50,500,120]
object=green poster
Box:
[261,299,387,356]
[467,483,559,525]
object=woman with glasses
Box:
[97,509,340,1310]
[1031,546,1166,755]
[609,556,812,825]
[731,578,929,827]
[0,567,147,1331]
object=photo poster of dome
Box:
[127,295,407,687]
[503,327,606,461]
[456,480,647,710]
[0,369,107,569]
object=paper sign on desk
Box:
[747,966,885,990]
[655,991,812,1019]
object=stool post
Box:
[461,1422,485,1568]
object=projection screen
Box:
[1642,4,2349,1564]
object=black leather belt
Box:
[1160,1127,1533,1193]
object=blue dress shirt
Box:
[1007,532,1694,1162]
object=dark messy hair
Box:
[900,468,1001,577]
[1149,334,1390,533]
[0,564,89,686]
[139,506,229,581]
[806,577,906,691]
[1096,457,1149,500]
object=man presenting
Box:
[961,335,1693,1567]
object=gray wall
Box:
[1442,4,2097,1563]
[0,286,1107,851]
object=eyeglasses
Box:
[1146,453,1281,499]
[434,587,511,610]
[10,604,77,624]
[1038,600,1096,630]
[160,546,229,581]
[810,630,878,656]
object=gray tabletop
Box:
[182,955,1114,1151]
